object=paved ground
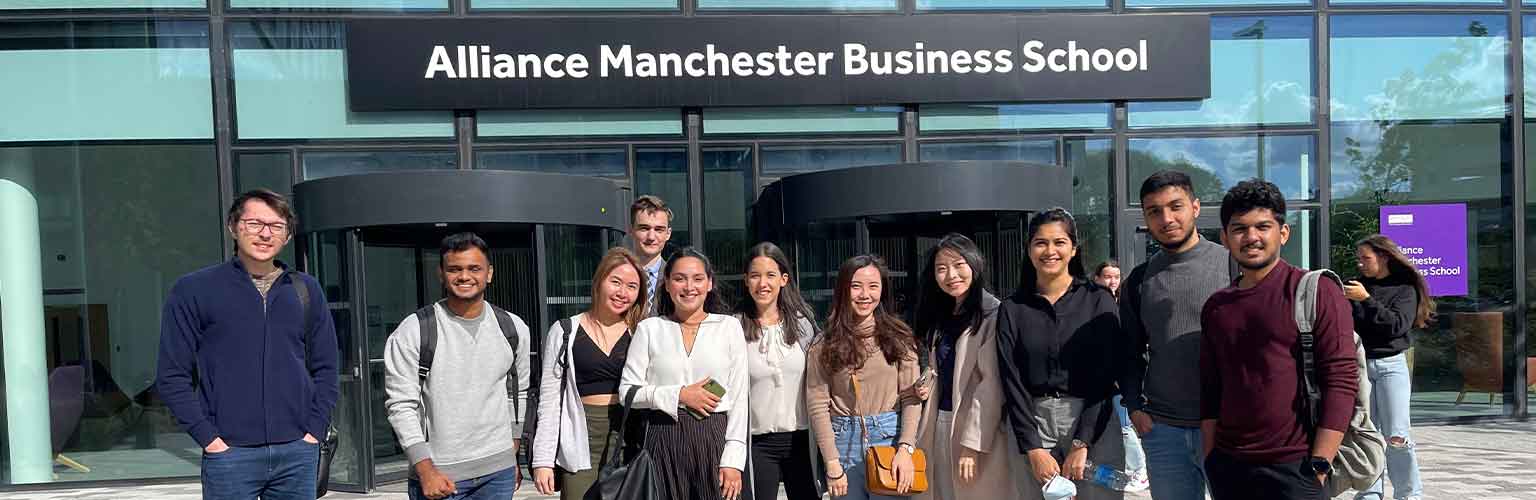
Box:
[5,420,1534,499]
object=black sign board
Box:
[345,14,1210,111]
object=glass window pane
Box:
[235,152,293,196]
[704,106,900,135]
[1331,15,1508,122]
[1524,16,1535,114]
[230,0,445,9]
[231,21,453,140]
[478,109,681,138]
[920,103,1110,133]
[702,147,754,277]
[1066,138,1113,270]
[1129,0,1303,6]
[302,150,456,180]
[760,143,902,177]
[634,147,690,250]
[0,143,221,485]
[1127,135,1315,203]
[473,0,674,8]
[919,140,1056,164]
[1330,121,1513,419]
[698,0,894,9]
[1,0,203,8]
[1335,0,1500,4]
[476,147,628,178]
[0,21,211,142]
[918,0,1104,9]
[545,225,610,330]
[1130,16,1313,128]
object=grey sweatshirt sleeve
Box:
[510,314,533,441]
[383,314,432,465]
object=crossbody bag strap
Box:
[604,385,649,469]
[851,370,871,451]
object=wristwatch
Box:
[898,443,917,454]
[1070,439,1089,450]
[1307,456,1332,476]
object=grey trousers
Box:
[1010,396,1126,500]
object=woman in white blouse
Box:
[735,242,820,500]
[620,247,750,500]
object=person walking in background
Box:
[996,208,1123,500]
[620,247,749,500]
[531,247,650,500]
[157,189,338,500]
[1201,180,1358,500]
[383,233,532,500]
[1092,258,1148,493]
[911,234,1020,500]
[629,195,673,317]
[1118,170,1232,500]
[736,242,821,500]
[1346,235,1430,500]
[805,255,923,500]
[1093,261,1122,300]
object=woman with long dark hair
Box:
[1343,234,1430,500]
[911,234,1020,500]
[805,255,923,500]
[620,247,750,500]
[996,208,1123,500]
[735,242,820,500]
[532,247,650,500]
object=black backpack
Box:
[413,301,524,442]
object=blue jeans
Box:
[1357,353,1423,500]
[830,411,902,500]
[1113,396,1146,473]
[408,465,520,500]
[201,438,318,500]
[1141,421,1207,500]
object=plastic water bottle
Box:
[1084,460,1132,491]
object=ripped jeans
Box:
[830,411,902,500]
[1357,353,1422,500]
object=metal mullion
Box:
[1315,11,1332,270]
[686,109,704,248]
[1113,103,1130,261]
[534,224,550,348]
[210,10,235,258]
[903,105,919,162]
[455,110,475,169]
[1509,2,1528,418]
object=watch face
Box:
[1309,458,1331,474]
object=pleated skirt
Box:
[642,410,728,500]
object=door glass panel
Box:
[307,230,365,491]
[796,221,858,318]
[865,211,1026,320]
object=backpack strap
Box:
[489,305,521,420]
[290,271,314,368]
[415,302,440,391]
[1294,269,1342,434]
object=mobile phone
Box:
[688,379,727,420]
[915,368,934,386]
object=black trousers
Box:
[748,430,819,500]
[1205,449,1327,500]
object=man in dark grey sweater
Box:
[1119,171,1232,500]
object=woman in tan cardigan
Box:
[912,234,1020,500]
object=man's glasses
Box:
[239,219,289,236]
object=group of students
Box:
[156,169,1428,500]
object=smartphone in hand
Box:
[688,379,727,420]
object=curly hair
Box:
[817,255,917,376]
[1219,179,1287,228]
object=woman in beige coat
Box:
[912,234,1022,500]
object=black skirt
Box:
[642,410,728,500]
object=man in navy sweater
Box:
[157,189,340,500]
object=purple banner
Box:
[1379,203,1468,297]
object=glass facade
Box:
[2,0,1533,492]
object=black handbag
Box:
[592,386,662,500]
[316,424,340,497]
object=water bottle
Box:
[1083,460,1132,491]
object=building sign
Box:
[345,15,1211,111]
[1379,204,1468,297]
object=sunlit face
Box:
[666,256,712,314]
[746,256,789,311]
[598,263,642,318]
[1029,222,1078,279]
[1356,246,1387,279]
[441,247,493,302]
[230,200,291,264]
[847,265,883,321]
[631,210,672,261]
[933,248,973,299]
[1141,186,1200,250]
[1221,209,1290,271]
[1095,266,1122,294]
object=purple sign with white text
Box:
[1379,203,1468,297]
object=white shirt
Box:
[620,314,750,470]
[746,323,810,435]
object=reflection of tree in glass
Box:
[1126,150,1228,202]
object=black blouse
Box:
[572,325,632,397]
[996,279,1121,453]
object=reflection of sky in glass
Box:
[699,0,893,9]
[303,151,456,180]
[760,143,902,176]
[231,0,444,7]
[918,0,1103,9]
[1525,16,1536,112]
[1131,16,1313,128]
[921,103,1110,132]
[705,106,901,135]
[477,148,628,177]
[1329,122,1504,202]
[479,109,681,137]
[1331,15,1508,121]
[920,140,1057,164]
[473,0,672,8]
[1128,0,1302,6]
[1128,135,1314,202]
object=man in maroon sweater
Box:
[1199,180,1358,500]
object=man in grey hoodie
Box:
[1119,171,1233,500]
[385,233,532,500]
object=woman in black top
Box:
[996,208,1123,500]
[1343,235,1431,500]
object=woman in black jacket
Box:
[1342,234,1432,500]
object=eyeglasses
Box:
[239,219,289,236]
